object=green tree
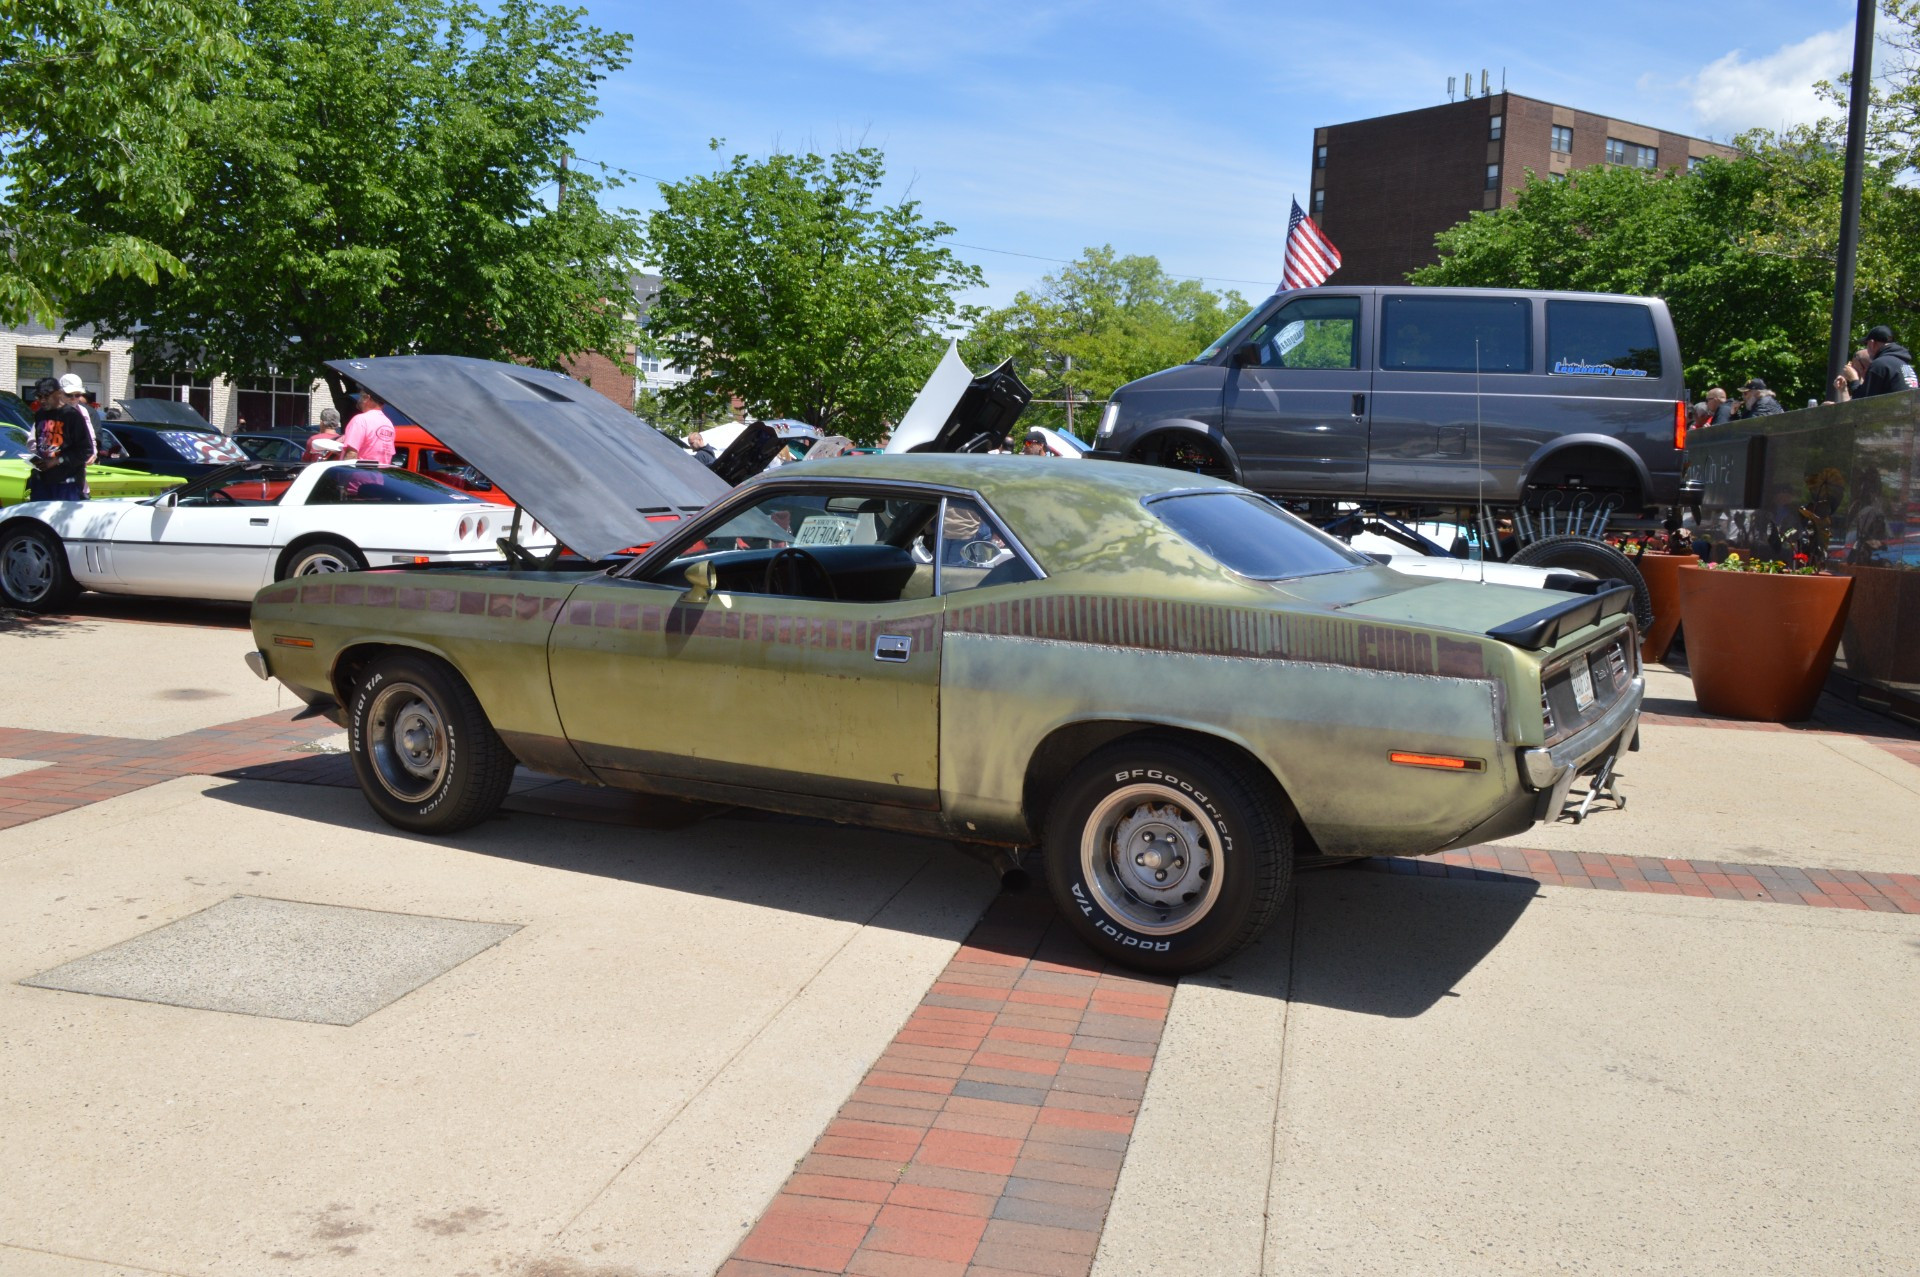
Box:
[963,247,1248,435]
[1411,143,1920,404]
[48,0,644,405]
[0,0,239,325]
[644,146,983,443]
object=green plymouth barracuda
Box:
[248,356,1643,973]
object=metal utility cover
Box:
[20,896,520,1026]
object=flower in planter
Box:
[1706,552,1824,576]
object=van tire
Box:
[1510,534,1656,631]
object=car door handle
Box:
[249,517,269,526]
[1351,393,1366,417]
[874,634,912,663]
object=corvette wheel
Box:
[283,540,363,579]
[0,525,79,612]
[1044,739,1292,975]
[348,652,513,834]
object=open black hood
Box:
[327,356,730,560]
[908,359,1032,454]
[114,398,218,430]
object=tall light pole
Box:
[1828,0,1878,390]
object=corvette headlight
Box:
[1097,400,1120,439]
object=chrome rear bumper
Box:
[1519,675,1643,812]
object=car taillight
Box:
[476,516,490,538]
[458,517,472,540]
[1673,400,1687,449]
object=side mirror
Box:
[157,491,178,508]
[1232,343,1262,368]
[682,559,717,603]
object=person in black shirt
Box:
[27,376,95,502]
[1859,325,1918,397]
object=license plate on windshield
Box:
[1570,659,1596,710]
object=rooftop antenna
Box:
[1464,68,1473,97]
[1448,75,1456,102]
[1481,69,1490,97]
[1501,67,1507,92]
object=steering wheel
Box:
[205,489,235,505]
[762,546,837,600]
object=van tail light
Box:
[1673,400,1687,450]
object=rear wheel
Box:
[0,524,79,612]
[347,652,514,833]
[1044,739,1292,975]
[281,540,364,579]
[1510,533,1656,631]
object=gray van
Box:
[1088,287,1691,516]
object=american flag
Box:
[1281,198,1342,289]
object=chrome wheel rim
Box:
[294,550,354,575]
[366,680,447,802]
[1080,782,1224,935]
[1,536,53,604]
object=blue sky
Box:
[573,0,1868,310]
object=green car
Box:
[0,429,186,505]
[248,356,1642,973]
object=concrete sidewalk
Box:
[0,775,991,1276]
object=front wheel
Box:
[1044,739,1292,974]
[347,652,514,833]
[0,524,80,612]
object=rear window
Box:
[1149,491,1369,580]
[1381,296,1531,373]
[307,466,480,505]
[1547,300,1662,378]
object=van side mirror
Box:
[1232,343,1262,368]
[682,559,717,603]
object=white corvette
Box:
[0,461,554,610]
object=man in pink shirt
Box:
[339,389,397,464]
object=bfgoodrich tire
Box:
[1044,739,1292,975]
[0,523,79,612]
[1510,533,1656,631]
[347,652,514,834]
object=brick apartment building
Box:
[1308,93,1740,285]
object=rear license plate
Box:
[1570,659,1596,710]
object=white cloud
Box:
[1688,26,1853,136]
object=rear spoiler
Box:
[1485,579,1633,650]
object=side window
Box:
[1242,296,1360,370]
[937,499,1037,594]
[652,488,941,603]
[1546,300,1662,379]
[1380,296,1531,373]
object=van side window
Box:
[1380,296,1531,373]
[1546,300,1662,378]
[1243,296,1360,370]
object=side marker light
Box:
[1389,751,1486,772]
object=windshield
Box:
[1191,302,1271,364]
[1149,491,1369,580]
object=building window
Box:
[1606,138,1658,169]
[1551,125,1572,154]
[1314,144,1327,169]
[234,375,311,431]
[134,369,213,421]
[1311,188,1325,216]
[1489,114,1503,141]
[637,352,662,375]
[1687,155,1705,173]
[1485,163,1501,191]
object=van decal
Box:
[1551,360,1649,378]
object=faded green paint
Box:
[248,453,1639,855]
